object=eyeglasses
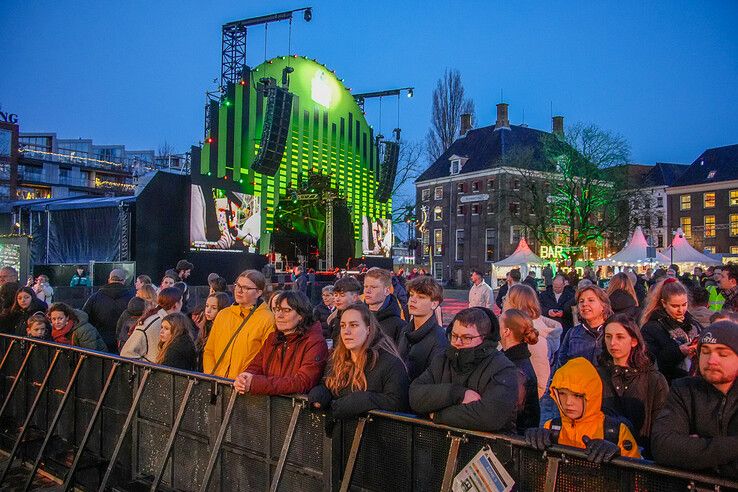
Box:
[273,306,294,314]
[234,283,259,292]
[449,333,484,345]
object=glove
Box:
[525,428,554,451]
[582,435,620,463]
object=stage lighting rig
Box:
[353,87,415,111]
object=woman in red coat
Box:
[234,291,328,395]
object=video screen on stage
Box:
[190,184,261,252]
[362,216,392,258]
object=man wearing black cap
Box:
[651,321,738,478]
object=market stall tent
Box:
[661,228,721,266]
[594,226,670,266]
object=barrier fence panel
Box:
[1,334,738,492]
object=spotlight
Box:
[407,88,414,98]
[303,8,312,22]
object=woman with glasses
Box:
[203,270,275,378]
[409,307,518,432]
[9,286,48,335]
[308,302,409,418]
[234,291,328,395]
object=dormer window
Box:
[707,170,717,179]
[450,159,461,175]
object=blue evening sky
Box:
[2,0,737,186]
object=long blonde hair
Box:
[325,303,404,395]
[503,284,542,319]
[639,278,689,326]
[606,272,639,307]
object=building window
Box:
[657,216,663,228]
[472,181,480,192]
[422,229,430,255]
[707,170,717,179]
[705,246,716,254]
[680,217,692,238]
[457,205,465,215]
[421,189,430,201]
[487,202,495,214]
[457,183,465,193]
[433,206,442,221]
[434,229,443,256]
[657,234,664,248]
[704,192,716,208]
[455,229,464,261]
[656,196,663,208]
[487,178,495,190]
[731,214,738,237]
[680,195,691,210]
[644,198,651,209]
[510,226,522,244]
[485,229,496,262]
[705,215,716,237]
[450,159,461,175]
[432,187,442,200]
[644,216,651,229]
[471,204,480,215]
[433,261,443,281]
[731,190,738,206]
[509,202,520,215]
[512,179,520,191]
[731,246,738,255]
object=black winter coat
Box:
[308,348,409,419]
[82,282,134,352]
[409,340,518,432]
[502,343,540,433]
[398,316,449,381]
[9,297,48,335]
[598,360,668,456]
[313,302,334,340]
[538,288,574,330]
[651,376,738,478]
[160,333,197,371]
[374,296,407,346]
[641,309,702,383]
[608,289,642,323]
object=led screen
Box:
[362,216,392,258]
[190,184,261,252]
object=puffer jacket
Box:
[54,309,107,351]
[409,339,518,432]
[503,342,540,433]
[120,308,167,363]
[373,295,407,345]
[545,357,641,459]
[245,321,328,395]
[397,316,449,381]
[82,282,134,352]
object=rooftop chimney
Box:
[495,103,510,130]
[460,113,472,136]
[552,115,564,137]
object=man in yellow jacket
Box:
[203,270,275,379]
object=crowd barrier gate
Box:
[0,334,736,491]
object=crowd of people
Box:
[2,261,738,479]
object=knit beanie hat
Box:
[699,321,738,356]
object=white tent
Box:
[494,237,545,270]
[594,226,670,266]
[661,228,722,266]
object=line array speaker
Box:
[375,140,399,202]
[252,86,293,176]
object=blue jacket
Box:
[556,322,603,369]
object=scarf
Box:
[52,319,75,344]
[446,339,496,374]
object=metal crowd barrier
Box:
[0,333,736,491]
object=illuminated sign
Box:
[459,193,489,203]
[540,245,565,259]
[0,112,18,124]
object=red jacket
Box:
[246,321,328,395]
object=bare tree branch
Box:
[425,69,475,162]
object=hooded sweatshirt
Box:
[545,357,641,459]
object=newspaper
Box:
[453,446,514,492]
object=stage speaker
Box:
[252,86,293,176]
[375,140,399,202]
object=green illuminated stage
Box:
[194,55,392,263]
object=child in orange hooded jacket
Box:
[526,357,642,462]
